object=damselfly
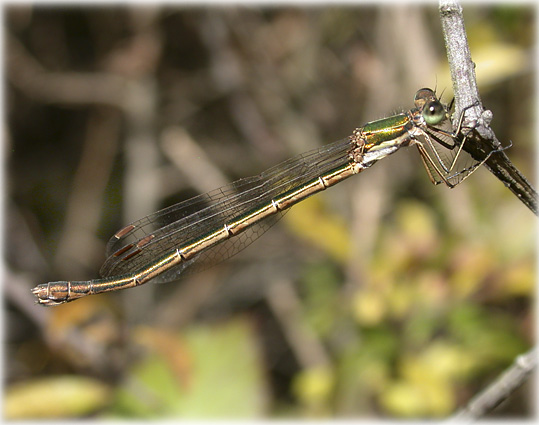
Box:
[32,88,496,306]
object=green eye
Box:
[422,101,445,125]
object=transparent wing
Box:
[148,212,285,284]
[100,137,353,280]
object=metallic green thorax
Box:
[360,113,412,151]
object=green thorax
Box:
[360,113,413,150]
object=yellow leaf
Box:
[473,43,529,87]
[390,201,439,262]
[381,376,455,418]
[449,243,493,299]
[436,43,529,94]
[352,289,386,326]
[402,343,475,383]
[292,366,335,407]
[5,376,110,419]
[380,381,425,417]
[284,196,350,262]
[496,261,535,297]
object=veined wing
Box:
[100,137,353,281]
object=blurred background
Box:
[4,4,535,419]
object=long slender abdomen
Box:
[32,274,136,306]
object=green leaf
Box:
[109,317,268,418]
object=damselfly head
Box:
[413,88,449,127]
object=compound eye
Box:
[413,87,436,108]
[422,101,445,125]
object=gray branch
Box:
[449,348,537,421]
[440,0,536,419]
[439,0,537,215]
[439,0,482,130]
